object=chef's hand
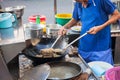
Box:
[79,72,90,80]
[87,25,103,34]
[73,73,90,80]
[73,68,91,80]
[58,26,67,35]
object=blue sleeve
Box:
[101,0,116,14]
[72,2,81,21]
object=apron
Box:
[77,0,113,65]
[79,48,114,65]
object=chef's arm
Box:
[101,9,120,28]
[64,18,78,29]
[88,9,120,34]
[58,18,78,35]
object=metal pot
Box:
[46,24,62,38]
[30,23,43,46]
[5,5,25,19]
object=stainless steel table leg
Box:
[0,50,13,80]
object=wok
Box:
[23,33,87,65]
[23,37,68,64]
[47,61,82,80]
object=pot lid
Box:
[0,13,12,22]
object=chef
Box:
[58,0,120,65]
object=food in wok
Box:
[36,48,63,58]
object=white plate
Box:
[71,26,81,32]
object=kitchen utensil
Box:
[64,32,87,49]
[22,37,68,64]
[46,24,62,38]
[20,63,50,80]
[47,61,82,80]
[0,13,17,28]
[5,5,25,18]
[23,32,87,64]
[51,35,61,48]
[30,23,43,46]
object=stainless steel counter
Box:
[0,24,26,63]
[0,26,25,46]
[0,23,120,46]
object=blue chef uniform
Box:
[73,0,116,65]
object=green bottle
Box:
[36,16,40,24]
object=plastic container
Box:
[0,13,12,28]
[105,66,120,80]
[88,61,113,77]
[28,15,46,33]
[55,13,72,26]
[28,15,46,24]
[29,23,43,46]
[0,27,14,40]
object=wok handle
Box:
[51,35,61,48]
[65,32,87,49]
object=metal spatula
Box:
[51,35,61,48]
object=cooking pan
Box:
[20,61,82,80]
[23,33,87,65]
[47,61,82,80]
[22,37,68,64]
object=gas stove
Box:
[19,47,100,80]
[19,37,99,80]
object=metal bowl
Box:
[5,5,25,18]
[46,24,62,38]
